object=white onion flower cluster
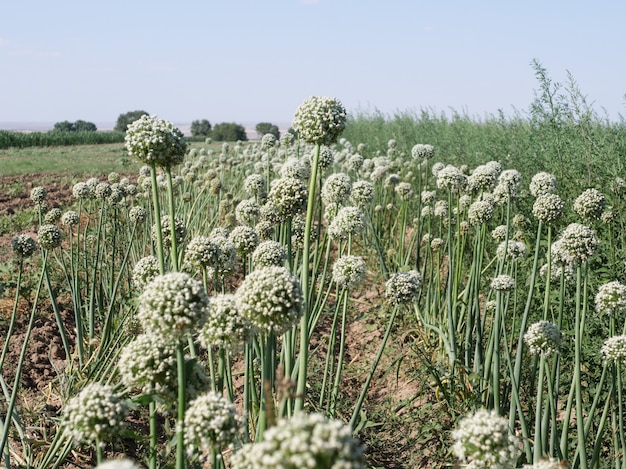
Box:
[244,174,266,199]
[118,333,176,396]
[612,177,626,194]
[131,256,160,290]
[522,458,567,469]
[601,335,626,366]
[595,281,626,316]
[62,383,128,446]
[540,261,575,285]
[235,199,261,226]
[137,272,209,341]
[209,231,237,275]
[532,193,564,224]
[529,172,557,197]
[235,266,303,335]
[108,183,126,205]
[573,188,606,221]
[316,145,336,170]
[541,239,576,280]
[557,223,599,265]
[44,208,62,224]
[292,96,347,146]
[491,225,508,242]
[524,320,562,356]
[395,182,414,201]
[484,300,497,313]
[267,177,308,221]
[184,392,240,458]
[350,180,374,208]
[95,459,142,469]
[491,274,516,292]
[129,206,147,224]
[259,201,281,225]
[346,153,364,172]
[385,270,423,304]
[230,412,365,469]
[467,200,495,225]
[11,234,38,258]
[601,209,617,224]
[230,225,260,257]
[280,132,295,147]
[332,255,367,290]
[497,169,522,195]
[72,181,91,199]
[280,157,311,180]
[61,210,80,227]
[152,215,187,249]
[467,164,498,193]
[430,237,444,252]
[86,177,100,194]
[261,133,277,149]
[185,236,221,269]
[94,182,112,201]
[198,293,250,350]
[421,190,436,204]
[411,144,435,160]
[328,206,365,241]
[107,171,120,184]
[252,240,287,268]
[436,165,467,192]
[434,200,448,218]
[322,173,352,206]
[37,224,62,250]
[370,165,388,183]
[451,408,519,468]
[125,115,187,168]
[496,240,527,261]
[30,186,47,204]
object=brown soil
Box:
[0,173,75,263]
[0,174,73,216]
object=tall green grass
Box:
[0,130,125,149]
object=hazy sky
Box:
[1,0,624,127]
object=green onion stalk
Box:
[0,253,46,464]
[294,142,320,413]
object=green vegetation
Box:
[210,122,248,141]
[53,120,98,132]
[0,130,126,149]
[114,109,149,132]
[190,119,212,137]
[0,143,138,176]
[255,121,280,139]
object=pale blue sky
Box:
[1,0,624,127]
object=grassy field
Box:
[0,143,138,177]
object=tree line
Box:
[51,111,282,142]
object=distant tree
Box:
[53,120,75,132]
[255,122,280,139]
[211,122,248,142]
[191,119,212,137]
[74,120,97,132]
[114,110,149,132]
